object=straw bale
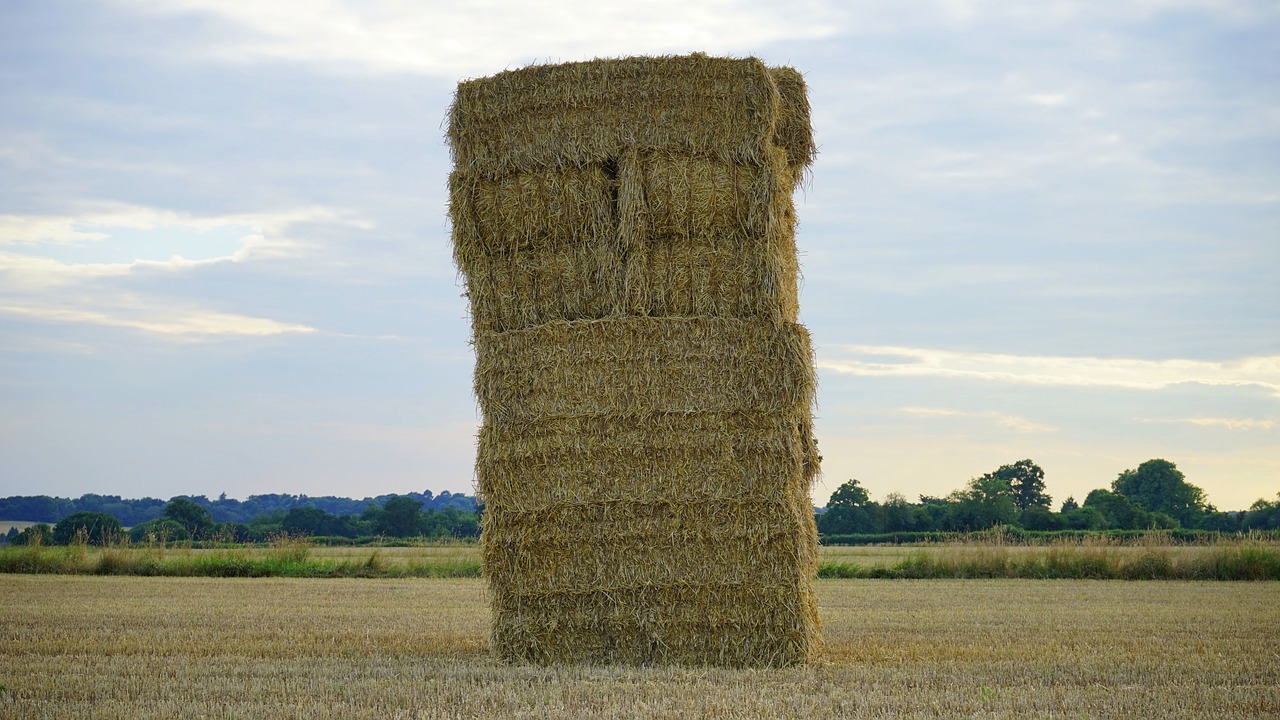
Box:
[491,583,819,666]
[477,412,812,509]
[616,148,800,321]
[473,317,814,421]
[449,165,615,259]
[769,66,817,181]
[449,55,799,178]
[457,241,622,333]
[482,498,818,591]
[452,148,803,331]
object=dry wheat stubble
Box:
[0,575,1276,719]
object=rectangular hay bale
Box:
[491,583,819,667]
[473,317,814,420]
[476,412,817,509]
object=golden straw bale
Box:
[472,317,814,421]
[490,583,819,666]
[769,66,817,181]
[476,412,812,509]
[448,55,799,178]
[453,148,803,331]
[449,165,615,260]
[458,242,621,333]
[482,498,815,588]
[616,148,800,321]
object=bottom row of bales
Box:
[475,316,820,667]
[488,581,819,667]
[482,474,820,666]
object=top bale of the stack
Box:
[448,54,815,179]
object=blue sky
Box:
[1,0,1276,510]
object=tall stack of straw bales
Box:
[448,54,820,666]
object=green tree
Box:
[818,479,881,535]
[983,459,1051,511]
[1244,493,1280,530]
[53,512,123,546]
[1112,459,1208,527]
[1060,496,1079,513]
[828,478,871,508]
[128,518,191,544]
[881,492,915,533]
[377,496,426,538]
[1018,506,1064,531]
[11,523,52,546]
[1062,506,1106,530]
[945,475,1018,531]
[163,498,215,539]
[281,507,334,537]
[1084,488,1150,529]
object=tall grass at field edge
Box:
[3,536,1277,580]
[0,540,484,579]
[816,540,1280,580]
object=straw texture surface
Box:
[448,54,820,666]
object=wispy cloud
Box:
[1136,416,1278,431]
[900,406,1056,433]
[820,346,1280,397]
[0,203,362,339]
[0,203,355,251]
[0,204,368,288]
[0,303,315,339]
[111,0,848,77]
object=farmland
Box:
[1,575,1276,718]
[4,536,1278,580]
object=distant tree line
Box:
[6,459,1276,547]
[817,458,1280,538]
[0,490,477,526]
[4,492,481,546]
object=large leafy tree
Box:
[983,459,1051,511]
[1083,489,1142,529]
[52,511,123,545]
[282,507,336,537]
[818,479,880,535]
[1112,459,1208,527]
[1245,493,1280,530]
[881,492,915,532]
[946,475,1018,531]
[376,496,426,538]
[163,498,215,539]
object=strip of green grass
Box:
[4,540,1277,580]
[817,543,1280,580]
[0,544,483,578]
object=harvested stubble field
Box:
[1,576,1275,719]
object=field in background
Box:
[1,576,1275,719]
[4,535,1278,580]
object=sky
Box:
[1,0,1277,511]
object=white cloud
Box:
[900,406,1057,433]
[1025,92,1070,107]
[1137,416,1278,431]
[111,0,848,77]
[0,203,352,249]
[0,204,364,339]
[0,204,363,289]
[820,345,1280,397]
[0,303,315,338]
